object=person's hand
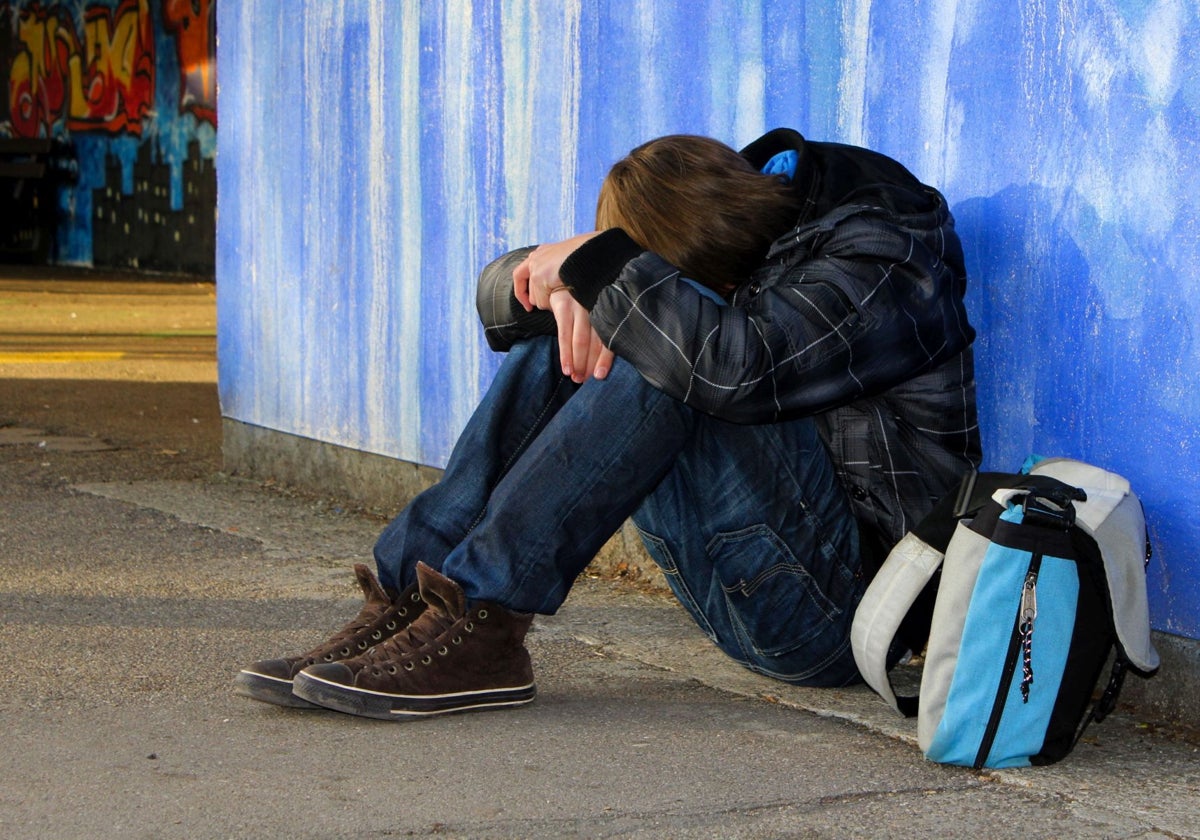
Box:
[547,291,615,382]
[512,232,611,381]
[512,232,599,312]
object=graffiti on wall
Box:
[0,0,216,272]
[162,0,214,126]
[7,0,157,136]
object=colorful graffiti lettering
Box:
[73,0,155,132]
[162,0,216,126]
[6,0,155,137]
[8,3,79,135]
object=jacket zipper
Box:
[973,552,1043,769]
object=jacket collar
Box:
[739,128,821,224]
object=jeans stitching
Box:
[465,367,571,536]
[503,372,682,611]
[720,592,858,684]
[739,628,856,685]
[634,525,719,642]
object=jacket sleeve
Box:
[475,245,557,352]
[563,211,974,425]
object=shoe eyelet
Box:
[464,621,474,632]
[411,592,421,602]
[340,647,351,656]
[404,661,415,671]
[357,641,368,650]
[388,665,397,674]
[452,636,462,645]
[385,621,397,630]
[398,607,408,617]
[371,667,381,676]
[371,631,383,640]
[421,655,432,665]
[477,609,489,620]
[323,653,334,661]
[437,646,449,656]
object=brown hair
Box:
[595,135,802,295]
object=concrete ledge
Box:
[1120,631,1200,729]
[222,417,1199,732]
[223,417,668,587]
[222,419,442,516]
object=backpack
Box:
[850,457,1159,769]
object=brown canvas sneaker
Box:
[292,562,535,719]
[233,564,425,708]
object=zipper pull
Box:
[1019,570,1038,703]
[1020,570,1038,626]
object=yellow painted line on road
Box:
[0,351,127,363]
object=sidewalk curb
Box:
[74,473,1200,840]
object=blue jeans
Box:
[373,336,865,686]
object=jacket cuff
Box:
[559,228,645,310]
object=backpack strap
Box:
[851,530,942,716]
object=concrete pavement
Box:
[1,270,1198,839]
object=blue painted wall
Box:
[216,1,1200,641]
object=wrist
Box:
[559,228,644,310]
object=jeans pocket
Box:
[709,524,843,658]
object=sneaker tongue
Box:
[352,563,392,605]
[414,562,465,618]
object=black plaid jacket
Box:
[476,129,981,570]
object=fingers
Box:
[554,299,576,379]
[511,233,601,313]
[550,294,614,383]
[519,246,557,311]
[570,309,593,383]
[592,344,615,380]
[512,256,533,312]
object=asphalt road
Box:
[1,270,1197,839]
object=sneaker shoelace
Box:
[302,602,395,662]
[355,605,485,670]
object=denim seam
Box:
[465,372,573,536]
[634,525,719,642]
[757,421,862,588]
[719,562,841,623]
[503,377,681,611]
[729,611,855,685]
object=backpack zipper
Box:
[1018,569,1039,703]
[973,552,1043,769]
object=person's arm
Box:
[477,237,616,382]
[560,210,974,424]
[475,246,556,352]
[510,233,613,381]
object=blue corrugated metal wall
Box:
[216,1,1200,640]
